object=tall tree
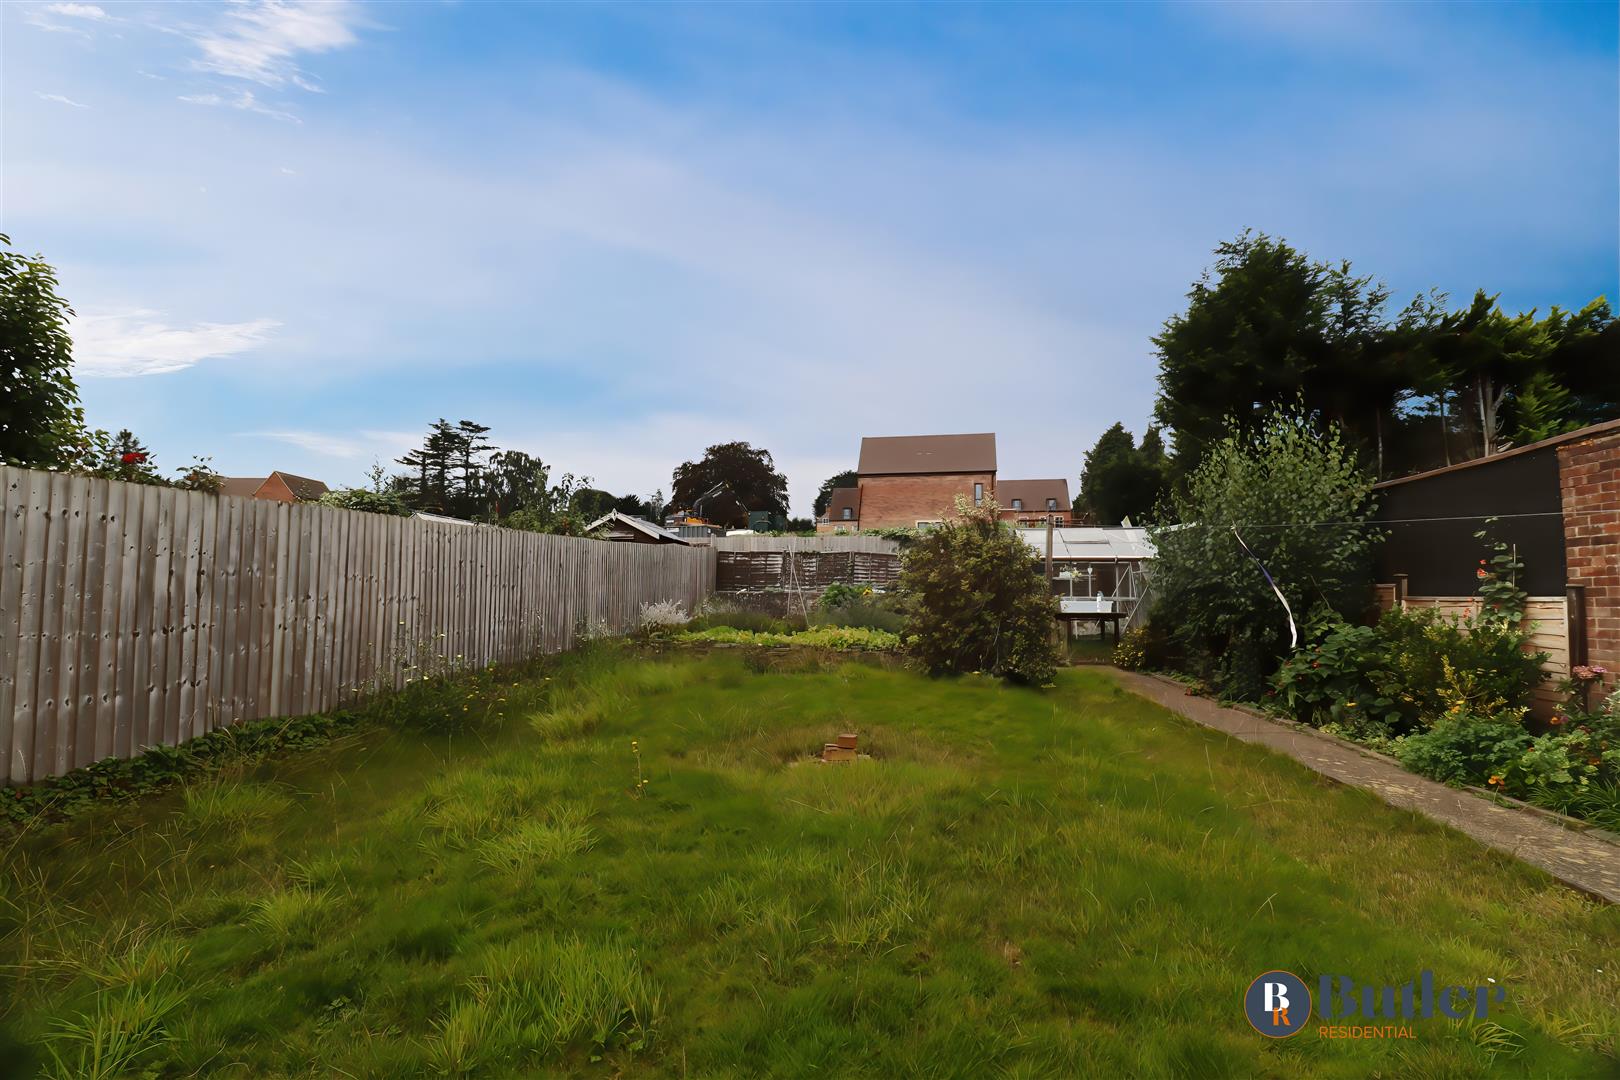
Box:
[1153,232,1336,473]
[0,234,85,467]
[813,469,857,518]
[485,449,591,532]
[670,441,789,527]
[1078,422,1169,526]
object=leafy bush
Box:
[320,488,412,516]
[810,601,906,634]
[1272,606,1548,737]
[818,584,871,611]
[898,497,1059,685]
[1378,607,1546,725]
[1112,624,1171,672]
[1393,714,1530,786]
[637,600,689,631]
[1269,620,1402,737]
[1149,407,1381,700]
[811,587,906,633]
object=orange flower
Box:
[1488,775,1503,787]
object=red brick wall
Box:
[858,472,994,530]
[1559,430,1620,673]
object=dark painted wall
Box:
[1374,447,1565,595]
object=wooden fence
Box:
[708,534,901,555]
[0,466,716,785]
[716,550,901,592]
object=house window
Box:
[1055,516,1065,526]
[1047,498,1058,511]
[973,482,984,506]
[841,507,853,520]
[1011,498,1023,511]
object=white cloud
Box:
[71,310,280,377]
[24,1,111,34]
[178,89,301,123]
[187,1,362,89]
[44,2,108,19]
[246,429,416,460]
[34,91,89,109]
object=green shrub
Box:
[1378,606,1546,724]
[1149,407,1381,700]
[1271,606,1548,737]
[1270,620,1402,737]
[1112,624,1170,672]
[899,497,1058,685]
[687,610,804,634]
[816,599,907,634]
[1394,714,1530,786]
[818,584,871,611]
[320,488,412,516]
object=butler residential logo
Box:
[1244,971,1311,1037]
[1246,970,1508,1040]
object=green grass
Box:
[2,644,1617,1078]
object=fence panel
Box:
[0,466,717,785]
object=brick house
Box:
[220,471,330,503]
[996,478,1071,528]
[1374,418,1620,703]
[818,433,997,533]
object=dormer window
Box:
[1011,498,1023,511]
[1047,498,1058,511]
[841,507,853,520]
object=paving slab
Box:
[1110,669,1620,904]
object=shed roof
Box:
[586,511,691,545]
[998,478,1070,510]
[858,433,996,476]
[1016,527,1154,561]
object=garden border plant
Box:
[1263,526,1620,830]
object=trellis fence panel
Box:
[0,467,715,785]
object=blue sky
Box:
[5,1,1616,515]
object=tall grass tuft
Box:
[476,805,595,873]
[40,981,188,1080]
[178,780,293,833]
[249,884,339,943]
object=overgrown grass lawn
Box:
[3,646,1617,1078]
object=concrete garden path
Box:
[1111,670,1620,904]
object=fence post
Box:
[1566,584,1587,668]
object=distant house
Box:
[818,432,998,533]
[588,511,692,546]
[996,478,1071,528]
[220,471,330,503]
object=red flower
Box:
[1476,568,1488,578]
[120,451,147,465]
